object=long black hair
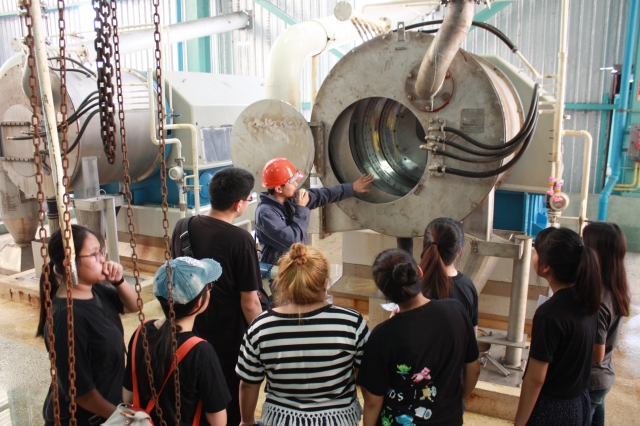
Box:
[135,289,208,402]
[36,225,104,337]
[419,217,464,299]
[534,227,601,316]
[583,222,630,317]
[373,248,423,304]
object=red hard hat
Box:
[261,158,304,188]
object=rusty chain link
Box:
[93,0,117,164]
[22,1,61,424]
[152,0,183,422]
[109,0,168,423]
[57,1,79,424]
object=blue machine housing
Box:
[493,190,548,237]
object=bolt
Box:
[472,203,477,208]
[441,93,451,101]
[407,95,413,100]
[445,72,451,78]
[328,72,332,77]
[407,72,413,78]
[351,49,356,53]
[380,229,386,234]
[351,216,357,220]
[426,105,432,111]
[382,35,386,39]
[412,232,418,237]
[438,119,443,124]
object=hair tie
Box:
[431,242,438,247]
[295,253,306,259]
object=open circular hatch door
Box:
[231,99,315,194]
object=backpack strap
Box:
[131,321,152,410]
[180,216,195,257]
[144,336,206,414]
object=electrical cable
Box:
[437,106,539,178]
[47,56,97,77]
[397,20,518,52]
[438,84,539,151]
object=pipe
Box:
[598,0,639,220]
[504,235,532,368]
[550,0,570,184]
[264,16,362,108]
[116,11,250,56]
[147,71,201,215]
[615,163,639,189]
[563,130,593,234]
[28,0,78,285]
[414,0,474,101]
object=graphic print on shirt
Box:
[382,364,437,425]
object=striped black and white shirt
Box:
[236,304,369,423]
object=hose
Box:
[398,20,518,52]
[47,56,97,77]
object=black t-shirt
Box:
[357,299,479,426]
[123,322,231,425]
[170,215,261,354]
[43,284,125,425]
[529,287,597,398]
[445,272,479,327]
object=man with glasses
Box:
[170,167,262,426]
[256,157,374,265]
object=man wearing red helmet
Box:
[256,157,374,264]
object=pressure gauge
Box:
[548,192,570,212]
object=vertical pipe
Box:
[104,197,120,264]
[551,0,570,184]
[505,235,532,368]
[29,0,78,285]
[598,0,639,220]
[563,130,593,233]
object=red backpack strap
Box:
[144,336,206,414]
[131,320,152,409]
[193,400,203,426]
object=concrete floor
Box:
[0,231,638,425]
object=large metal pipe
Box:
[265,16,361,108]
[504,235,532,368]
[414,0,474,101]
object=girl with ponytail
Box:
[583,222,630,426]
[236,243,369,426]
[37,225,139,425]
[419,217,479,331]
[515,227,601,426]
[358,249,480,426]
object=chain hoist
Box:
[93,0,117,164]
[57,0,79,423]
[109,0,168,422]
[22,1,61,424]
[152,0,183,421]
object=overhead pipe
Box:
[69,11,251,61]
[598,0,639,220]
[264,16,364,108]
[414,0,475,102]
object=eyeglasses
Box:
[77,247,107,262]
[240,192,255,203]
[285,171,303,185]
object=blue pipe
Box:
[598,0,640,220]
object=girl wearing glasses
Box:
[37,225,138,425]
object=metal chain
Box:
[23,1,61,424]
[93,0,117,164]
[57,1,79,424]
[109,1,167,423]
[152,0,182,421]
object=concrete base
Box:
[0,243,34,276]
[467,381,521,421]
